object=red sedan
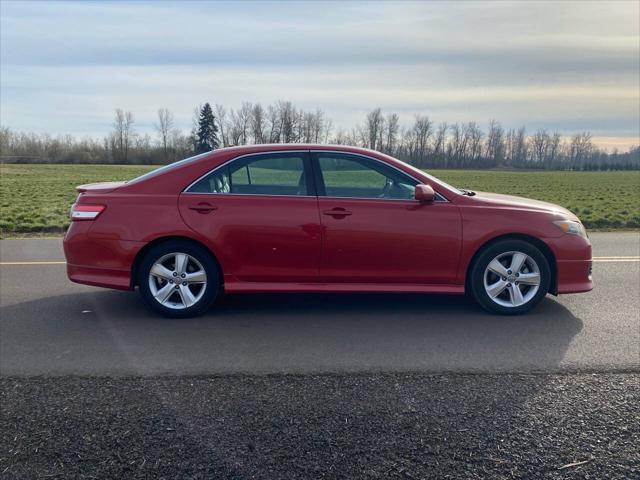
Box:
[64,145,592,317]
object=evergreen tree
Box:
[196,103,219,153]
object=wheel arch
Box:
[130,235,223,289]
[465,233,558,295]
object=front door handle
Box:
[188,202,217,214]
[323,207,352,218]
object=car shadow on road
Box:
[1,290,583,375]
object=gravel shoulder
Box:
[2,373,638,479]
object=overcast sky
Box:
[1,0,639,150]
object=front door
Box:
[314,152,462,285]
[179,151,321,283]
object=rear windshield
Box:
[126,152,211,185]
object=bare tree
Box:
[154,108,174,161]
[228,103,252,146]
[251,103,266,144]
[449,123,470,168]
[548,131,562,167]
[112,109,135,163]
[171,129,193,159]
[5,101,637,170]
[384,113,400,155]
[0,126,12,158]
[189,105,201,153]
[467,122,484,164]
[332,127,349,145]
[278,101,297,143]
[323,118,333,143]
[300,111,314,143]
[570,132,593,166]
[505,127,528,167]
[215,104,228,147]
[413,115,433,166]
[266,104,281,143]
[365,108,384,150]
[433,122,448,167]
[484,120,505,166]
[531,129,550,164]
[310,109,326,143]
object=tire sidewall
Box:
[138,241,220,318]
[470,239,551,315]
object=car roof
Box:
[123,144,460,199]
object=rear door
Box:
[179,151,322,283]
[313,151,462,285]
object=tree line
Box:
[1,101,638,170]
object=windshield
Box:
[126,152,211,184]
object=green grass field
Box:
[0,164,638,234]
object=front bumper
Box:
[556,259,593,294]
[546,234,593,294]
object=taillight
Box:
[70,204,106,221]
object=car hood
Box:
[471,191,578,220]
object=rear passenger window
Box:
[187,153,309,196]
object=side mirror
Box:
[415,184,435,203]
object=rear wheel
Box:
[469,239,550,315]
[138,240,220,318]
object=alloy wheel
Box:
[148,252,207,310]
[483,251,541,308]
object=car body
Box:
[63,144,592,317]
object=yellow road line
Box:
[0,261,66,265]
[593,259,640,263]
[1,237,64,240]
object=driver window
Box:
[317,154,417,199]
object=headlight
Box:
[553,220,587,238]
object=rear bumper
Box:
[67,263,132,290]
[63,222,144,290]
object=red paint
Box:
[63,144,593,297]
[316,197,461,284]
[178,194,322,282]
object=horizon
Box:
[1,0,639,152]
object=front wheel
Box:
[138,240,220,318]
[469,239,551,315]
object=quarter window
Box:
[188,153,309,196]
[316,153,417,199]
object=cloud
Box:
[1,0,638,147]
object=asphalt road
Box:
[3,374,638,479]
[1,232,638,376]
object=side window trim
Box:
[184,150,316,197]
[309,152,326,197]
[310,151,449,202]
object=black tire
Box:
[469,239,551,315]
[138,240,220,318]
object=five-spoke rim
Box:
[148,252,207,310]
[483,251,541,308]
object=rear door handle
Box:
[323,208,352,218]
[188,202,217,214]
